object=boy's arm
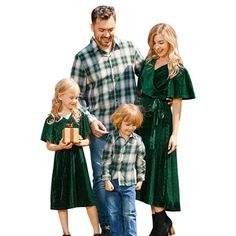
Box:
[101,138,113,181]
[136,140,146,182]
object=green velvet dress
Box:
[41,112,96,210]
[136,59,195,211]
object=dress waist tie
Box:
[149,99,165,150]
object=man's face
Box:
[91,16,116,51]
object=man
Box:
[71,5,143,235]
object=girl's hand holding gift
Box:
[74,135,90,147]
[60,138,73,150]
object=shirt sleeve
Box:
[136,137,146,182]
[134,46,144,77]
[71,55,97,123]
[101,135,113,181]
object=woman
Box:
[136,23,195,235]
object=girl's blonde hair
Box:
[111,104,143,129]
[50,78,81,123]
[147,23,183,78]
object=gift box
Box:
[62,124,80,143]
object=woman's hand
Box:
[105,180,114,191]
[168,135,177,154]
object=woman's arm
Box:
[168,98,182,154]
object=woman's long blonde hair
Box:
[49,78,81,123]
[147,23,183,78]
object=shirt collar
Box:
[90,37,120,53]
[113,129,135,142]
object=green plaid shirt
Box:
[71,37,144,132]
[102,130,146,186]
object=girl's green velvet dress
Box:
[136,60,195,211]
[41,112,96,210]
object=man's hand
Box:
[90,120,109,137]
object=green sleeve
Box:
[40,115,56,143]
[167,67,195,99]
[79,112,91,138]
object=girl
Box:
[41,78,101,236]
[102,104,146,236]
[136,23,195,235]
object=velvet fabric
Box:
[136,59,195,211]
[41,112,96,210]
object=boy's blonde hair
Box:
[49,78,81,123]
[111,104,143,129]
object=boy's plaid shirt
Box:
[71,37,143,132]
[102,130,146,186]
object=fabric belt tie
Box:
[149,99,165,150]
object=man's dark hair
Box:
[91,5,116,23]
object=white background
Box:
[0,0,235,235]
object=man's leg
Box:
[90,135,110,232]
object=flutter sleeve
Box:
[40,115,56,143]
[167,66,195,99]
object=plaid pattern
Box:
[71,37,144,132]
[102,130,146,186]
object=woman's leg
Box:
[152,206,165,213]
[151,206,175,235]
[58,210,70,235]
[86,206,101,234]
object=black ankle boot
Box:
[149,214,157,236]
[154,211,175,236]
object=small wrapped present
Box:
[62,123,80,143]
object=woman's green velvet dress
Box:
[41,112,96,210]
[136,60,195,211]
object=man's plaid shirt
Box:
[102,130,146,186]
[71,37,144,132]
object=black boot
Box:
[154,211,175,236]
[149,214,157,236]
